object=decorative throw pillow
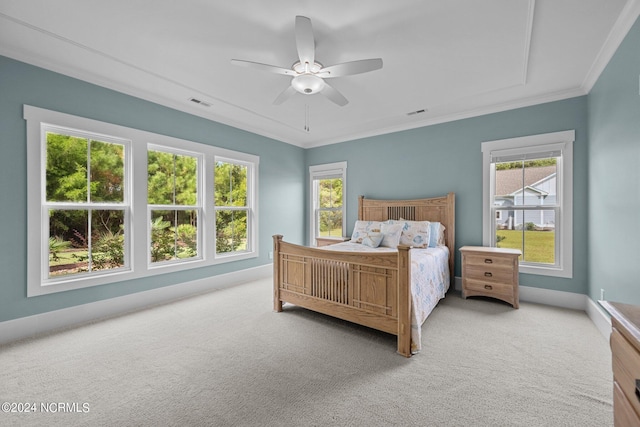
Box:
[396,219,431,248]
[350,221,382,243]
[380,222,403,248]
[361,230,383,248]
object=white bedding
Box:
[319,241,450,353]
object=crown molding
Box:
[581,0,640,92]
[303,86,587,149]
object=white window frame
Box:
[214,156,256,258]
[481,130,573,278]
[25,105,259,297]
[40,124,133,284]
[309,162,347,246]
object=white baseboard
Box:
[0,264,273,346]
[586,298,612,339]
[454,275,611,338]
[518,285,588,310]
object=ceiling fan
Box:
[231,16,383,107]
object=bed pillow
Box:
[380,222,403,248]
[361,230,383,248]
[350,221,383,243]
[393,219,431,248]
[429,222,446,247]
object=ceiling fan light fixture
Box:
[292,61,322,74]
[292,74,325,95]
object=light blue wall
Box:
[588,17,640,304]
[306,96,589,294]
[0,55,305,323]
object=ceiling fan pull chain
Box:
[304,104,310,132]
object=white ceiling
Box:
[1,0,638,148]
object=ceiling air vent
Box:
[407,109,427,116]
[189,98,212,107]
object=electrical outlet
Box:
[600,288,605,300]
[268,251,273,260]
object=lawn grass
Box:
[49,249,88,266]
[319,227,344,237]
[496,230,555,264]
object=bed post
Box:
[446,192,456,288]
[358,195,365,220]
[273,235,283,313]
[397,245,412,357]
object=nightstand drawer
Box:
[614,381,640,427]
[464,265,513,284]
[464,253,516,269]
[464,278,514,296]
[611,327,640,416]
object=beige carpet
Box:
[0,278,612,426]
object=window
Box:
[25,105,258,296]
[45,127,129,279]
[309,162,346,245]
[482,130,573,278]
[215,159,252,255]
[147,147,201,264]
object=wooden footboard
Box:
[273,235,413,357]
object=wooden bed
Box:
[273,193,455,357]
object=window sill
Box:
[519,264,572,279]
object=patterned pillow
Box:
[392,219,431,248]
[350,221,383,243]
[361,230,383,248]
[380,222,403,248]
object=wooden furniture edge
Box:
[600,301,640,350]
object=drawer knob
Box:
[484,272,493,277]
[484,259,493,264]
[484,284,493,290]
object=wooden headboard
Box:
[358,193,455,286]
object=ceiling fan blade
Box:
[273,85,297,105]
[295,16,315,66]
[317,58,383,78]
[321,83,348,106]
[231,59,295,76]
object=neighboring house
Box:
[494,165,556,230]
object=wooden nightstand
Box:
[315,236,349,247]
[460,246,521,308]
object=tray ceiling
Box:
[1,0,638,147]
